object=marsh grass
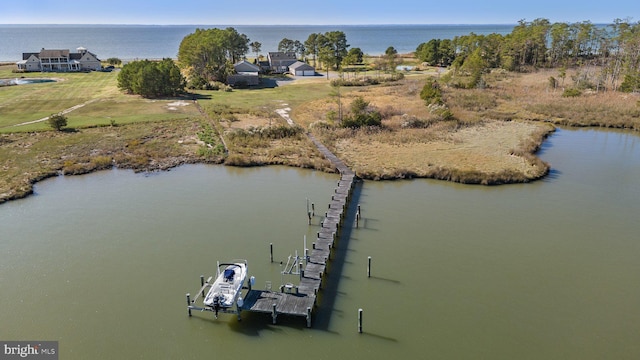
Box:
[0,119,222,203]
[297,74,555,184]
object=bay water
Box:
[1,127,639,359]
[0,24,514,62]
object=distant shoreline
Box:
[0,24,516,61]
[0,23,520,26]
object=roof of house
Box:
[289,61,315,71]
[22,53,39,60]
[234,60,261,73]
[268,52,297,60]
[40,49,70,58]
[20,48,99,61]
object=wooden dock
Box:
[188,133,358,327]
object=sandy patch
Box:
[167,100,191,111]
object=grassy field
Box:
[0,65,202,132]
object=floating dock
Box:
[187,133,358,327]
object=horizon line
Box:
[1,22,522,26]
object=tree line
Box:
[415,18,640,92]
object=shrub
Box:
[48,113,67,131]
[427,103,454,120]
[401,115,433,129]
[420,79,443,105]
[340,96,383,128]
[106,57,122,66]
[620,74,640,93]
[562,88,582,97]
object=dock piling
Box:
[200,275,205,297]
[186,293,192,316]
[272,304,277,324]
[270,243,273,263]
[358,308,363,333]
[367,256,371,278]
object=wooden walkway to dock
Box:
[188,133,358,327]
[241,134,357,326]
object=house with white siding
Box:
[16,47,101,72]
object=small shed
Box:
[289,61,315,76]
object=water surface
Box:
[1,128,639,359]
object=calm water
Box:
[0,24,514,61]
[1,128,639,359]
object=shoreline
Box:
[1,119,554,205]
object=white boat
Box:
[203,260,248,314]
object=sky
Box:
[0,0,638,25]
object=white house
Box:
[16,47,101,72]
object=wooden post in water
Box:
[312,203,315,216]
[367,256,372,278]
[272,304,277,324]
[299,262,304,279]
[186,293,192,316]
[270,243,274,263]
[306,307,312,328]
[358,308,363,333]
[200,275,205,297]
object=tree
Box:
[343,47,363,65]
[106,57,122,66]
[223,27,250,63]
[318,31,349,70]
[48,113,67,131]
[118,59,185,97]
[293,40,305,59]
[304,33,321,67]
[461,48,487,88]
[278,38,296,53]
[416,39,455,67]
[384,46,399,71]
[249,41,262,61]
[178,27,249,82]
[416,39,440,65]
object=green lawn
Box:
[0,65,202,132]
[193,79,334,113]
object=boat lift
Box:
[186,261,254,320]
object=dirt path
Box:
[10,98,100,127]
